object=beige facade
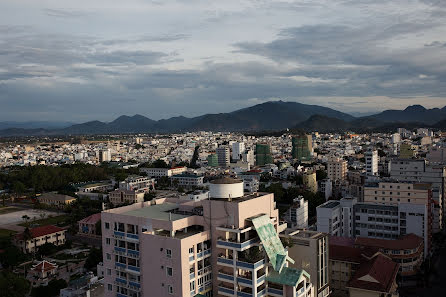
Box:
[109,189,145,205]
[327,157,348,181]
[14,225,66,254]
[364,182,431,206]
[37,193,76,208]
[303,172,318,194]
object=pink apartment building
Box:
[101,178,314,297]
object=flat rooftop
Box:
[123,202,191,221]
[320,201,340,209]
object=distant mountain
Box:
[365,105,446,125]
[0,121,75,130]
[0,101,445,136]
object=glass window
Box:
[167,267,173,276]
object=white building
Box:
[231,142,245,161]
[171,173,204,188]
[284,197,308,229]
[365,150,379,176]
[119,175,155,192]
[318,179,333,201]
[140,167,187,178]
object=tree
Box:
[316,169,327,181]
[13,181,26,198]
[38,242,57,256]
[21,215,31,227]
[31,279,67,297]
[84,248,103,270]
[0,271,30,297]
[151,159,169,168]
[95,220,102,236]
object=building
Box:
[207,153,219,167]
[355,234,423,277]
[37,193,76,208]
[282,230,330,297]
[284,197,308,229]
[171,173,204,188]
[29,260,58,287]
[232,142,245,161]
[60,273,102,297]
[119,175,155,192]
[78,213,102,237]
[427,146,446,164]
[101,178,313,297]
[365,150,378,176]
[255,143,273,166]
[99,149,111,162]
[242,150,255,167]
[390,159,445,232]
[76,182,113,194]
[109,189,145,205]
[291,135,313,161]
[326,157,348,181]
[318,179,332,201]
[303,172,318,193]
[329,238,399,297]
[399,144,414,159]
[141,167,187,178]
[14,225,66,254]
[317,198,357,237]
[216,146,230,167]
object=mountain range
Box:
[0,101,445,136]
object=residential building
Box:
[101,177,313,297]
[326,157,348,181]
[242,149,255,167]
[37,192,76,208]
[119,175,155,192]
[141,167,187,178]
[282,230,330,297]
[78,213,102,237]
[99,149,112,162]
[292,135,313,161]
[318,179,332,201]
[284,197,309,229]
[171,173,204,188]
[109,189,145,205]
[317,198,356,237]
[365,150,378,176]
[14,225,66,254]
[303,172,318,194]
[232,142,245,161]
[217,146,230,167]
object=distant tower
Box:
[292,134,313,161]
[255,143,273,166]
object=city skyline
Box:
[1,0,446,122]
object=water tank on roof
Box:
[209,177,244,199]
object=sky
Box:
[1,0,446,123]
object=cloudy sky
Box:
[1,0,446,122]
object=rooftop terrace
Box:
[123,202,192,221]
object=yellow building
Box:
[14,225,66,254]
[37,193,76,208]
[303,171,318,193]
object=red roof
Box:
[78,213,101,224]
[16,225,65,240]
[32,260,57,272]
[330,236,355,247]
[347,253,399,293]
[355,234,423,251]
[329,245,364,263]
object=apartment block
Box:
[326,157,348,182]
[119,175,155,192]
[102,178,314,297]
[217,147,230,167]
[284,197,309,229]
[365,150,378,176]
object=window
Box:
[189,247,194,254]
[107,269,111,275]
[108,284,113,291]
[168,285,174,294]
[105,222,110,229]
[106,253,111,260]
[166,249,172,258]
[106,238,111,245]
[166,267,173,276]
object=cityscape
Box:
[1,1,446,297]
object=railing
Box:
[217,257,234,266]
[218,272,234,282]
[237,291,253,297]
[258,288,267,296]
[218,286,235,295]
[189,254,195,262]
[268,287,283,296]
[217,238,259,250]
[236,259,265,270]
[198,266,212,276]
[190,272,195,279]
[117,293,127,297]
[127,265,140,272]
[237,276,252,285]
[257,274,266,284]
[116,277,127,284]
[128,281,141,290]
[116,263,126,268]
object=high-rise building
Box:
[242,149,255,167]
[326,157,348,181]
[291,135,313,161]
[207,153,218,167]
[255,143,273,166]
[101,178,314,297]
[231,142,245,161]
[98,149,111,162]
[365,150,379,176]
[216,146,230,167]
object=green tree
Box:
[84,248,103,270]
[95,220,102,236]
[0,271,30,297]
[31,279,67,297]
[13,181,26,198]
[316,169,327,181]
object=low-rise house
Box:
[78,213,102,237]
[37,193,76,208]
[14,225,66,253]
[170,173,204,188]
[108,188,145,205]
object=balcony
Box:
[218,272,235,282]
[236,259,265,270]
[117,294,127,297]
[237,276,252,286]
[128,281,141,290]
[115,277,127,285]
[218,285,234,296]
[217,257,234,266]
[114,231,125,238]
[268,287,283,296]
[217,237,259,251]
[127,265,140,272]
[197,248,212,259]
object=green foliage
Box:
[144,192,156,202]
[84,247,103,270]
[65,198,103,232]
[95,220,102,236]
[12,181,26,196]
[316,169,327,181]
[38,243,58,256]
[0,271,30,297]
[0,245,30,268]
[31,279,67,297]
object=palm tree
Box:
[22,215,31,227]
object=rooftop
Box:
[210,177,243,184]
[122,202,191,221]
[16,225,65,240]
[266,267,309,287]
[355,234,423,251]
